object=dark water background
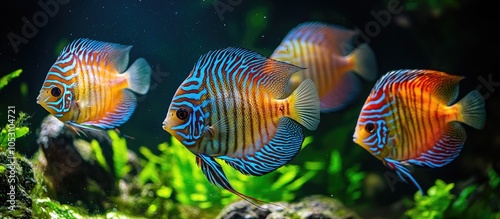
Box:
[0,0,498,217]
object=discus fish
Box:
[271,21,378,112]
[353,69,486,194]
[37,38,152,131]
[162,47,320,204]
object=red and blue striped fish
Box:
[162,47,320,205]
[271,21,377,112]
[37,38,152,130]
[353,69,486,193]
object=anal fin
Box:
[195,154,270,207]
[220,117,304,176]
[407,122,466,168]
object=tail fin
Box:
[124,58,152,95]
[349,43,378,81]
[288,79,320,131]
[456,90,486,130]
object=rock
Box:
[34,115,118,213]
[216,195,362,219]
[0,151,37,218]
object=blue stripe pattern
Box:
[220,117,304,176]
[166,47,307,204]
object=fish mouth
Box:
[352,132,359,144]
[36,94,41,104]
[162,120,170,131]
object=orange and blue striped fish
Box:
[162,47,320,204]
[36,38,152,130]
[271,21,378,112]
[353,69,486,194]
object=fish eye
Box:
[365,123,376,133]
[51,87,61,97]
[176,108,189,120]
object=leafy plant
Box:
[31,198,145,219]
[86,130,133,178]
[403,0,460,14]
[90,139,111,172]
[406,179,454,219]
[294,108,367,207]
[325,126,366,205]
[0,111,30,150]
[108,130,132,178]
[0,69,22,91]
[137,135,319,214]
[0,69,29,151]
[406,168,500,219]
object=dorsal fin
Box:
[279,21,356,55]
[375,70,464,105]
[193,47,305,98]
[61,38,132,73]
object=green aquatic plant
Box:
[0,69,29,151]
[0,69,22,91]
[109,130,132,178]
[449,168,500,218]
[325,126,366,206]
[221,136,319,203]
[0,151,36,218]
[137,135,319,213]
[294,108,367,206]
[32,198,145,219]
[0,148,139,219]
[406,168,500,219]
[0,150,144,219]
[403,0,460,15]
[0,111,30,151]
[32,198,90,219]
[87,130,132,178]
[406,179,454,219]
[90,139,111,172]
